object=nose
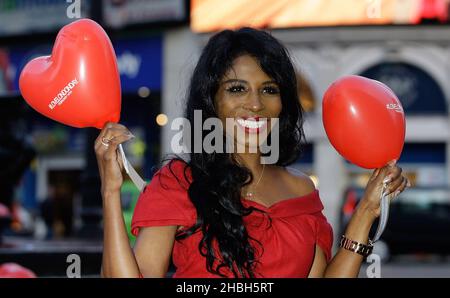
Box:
[243,90,264,112]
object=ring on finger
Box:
[101,137,113,147]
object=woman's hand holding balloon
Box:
[95,122,135,196]
[358,160,411,222]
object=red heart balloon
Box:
[19,19,121,129]
[0,263,36,278]
[322,75,406,169]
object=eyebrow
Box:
[221,79,277,85]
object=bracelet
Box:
[339,235,374,257]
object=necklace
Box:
[244,164,265,200]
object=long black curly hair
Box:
[164,27,306,277]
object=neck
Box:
[234,153,266,199]
[234,152,265,176]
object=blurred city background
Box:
[0,0,449,277]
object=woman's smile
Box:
[235,116,268,134]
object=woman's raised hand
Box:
[94,122,135,195]
[360,160,412,221]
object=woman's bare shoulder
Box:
[281,166,317,195]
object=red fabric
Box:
[131,160,333,278]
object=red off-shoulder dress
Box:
[131,160,333,278]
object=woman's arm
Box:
[309,160,410,278]
[308,202,378,278]
[101,190,178,277]
[308,207,373,278]
[96,122,176,278]
[101,189,178,277]
[323,204,374,277]
[96,122,141,277]
[133,226,178,277]
[101,190,141,277]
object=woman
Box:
[96,28,410,278]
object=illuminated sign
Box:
[191,0,450,32]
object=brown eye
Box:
[226,85,246,93]
[262,86,280,95]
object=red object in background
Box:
[0,50,14,92]
[0,263,36,278]
[0,203,10,218]
[413,0,449,23]
[322,75,406,169]
[342,189,358,217]
[19,19,121,129]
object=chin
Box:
[234,136,268,153]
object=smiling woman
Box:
[96,27,410,278]
[215,55,281,156]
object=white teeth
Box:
[237,119,265,129]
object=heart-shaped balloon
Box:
[0,263,36,278]
[322,75,406,169]
[19,19,121,129]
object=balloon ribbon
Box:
[118,144,146,192]
[372,182,391,243]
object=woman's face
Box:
[214,55,282,151]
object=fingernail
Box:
[126,133,135,139]
[389,159,397,167]
[394,190,401,197]
[383,176,392,184]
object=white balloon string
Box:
[372,182,391,242]
[118,144,147,192]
